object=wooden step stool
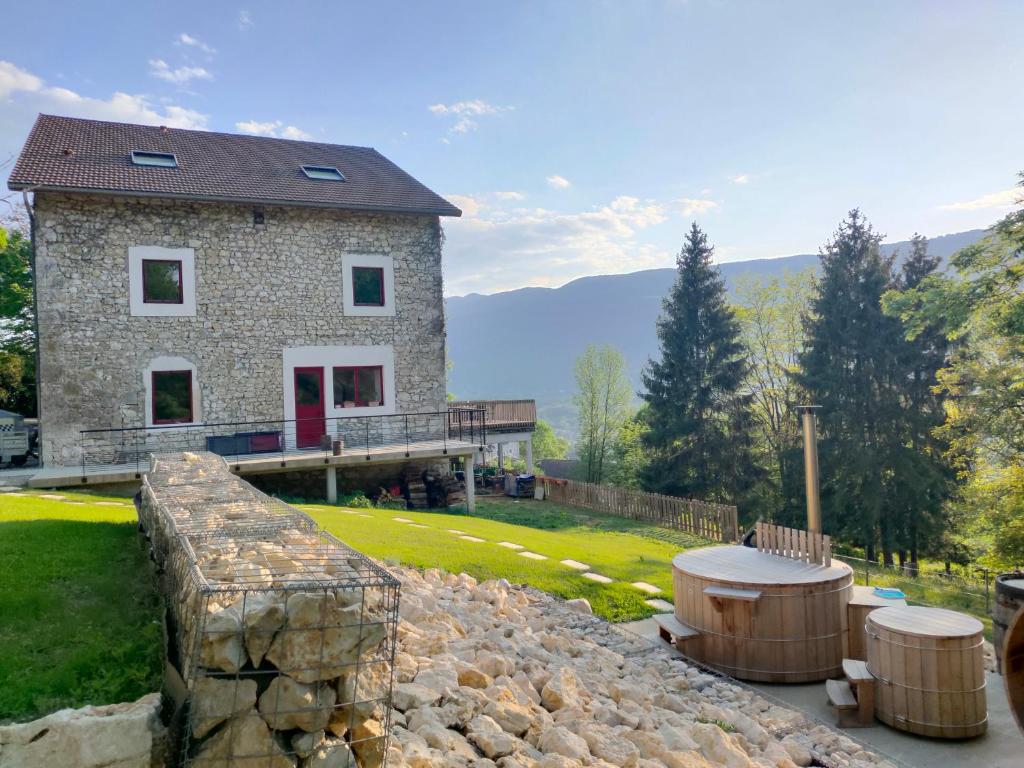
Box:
[827,659,876,728]
[653,613,701,654]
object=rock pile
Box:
[140,451,401,768]
[383,567,897,768]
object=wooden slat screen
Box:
[755,520,832,566]
[537,476,739,543]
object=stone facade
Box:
[32,193,448,465]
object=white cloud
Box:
[442,195,670,295]
[546,174,571,190]
[428,99,511,135]
[445,194,482,217]
[495,191,525,201]
[938,188,1020,212]
[677,197,719,216]
[235,120,312,140]
[730,174,750,185]
[238,10,253,29]
[178,33,216,55]
[0,60,207,130]
[0,61,42,99]
[149,59,213,85]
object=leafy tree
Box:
[605,408,650,489]
[884,174,1024,566]
[641,223,760,506]
[734,269,815,518]
[531,418,570,464]
[0,219,35,415]
[573,344,632,484]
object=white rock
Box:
[306,736,355,767]
[540,668,581,711]
[191,677,257,739]
[0,693,162,768]
[258,675,336,732]
[192,711,294,767]
[392,682,442,712]
[536,726,590,760]
[467,715,518,760]
[564,598,592,614]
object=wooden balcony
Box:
[448,399,536,434]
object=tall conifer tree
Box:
[641,223,759,505]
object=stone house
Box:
[7,114,463,474]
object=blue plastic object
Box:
[872,586,905,599]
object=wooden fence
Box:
[537,476,739,543]
[755,520,832,566]
[449,399,537,433]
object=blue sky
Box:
[2,0,1022,295]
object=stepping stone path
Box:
[95,501,128,506]
[38,494,66,500]
[358,514,373,518]
[518,551,547,561]
[645,598,675,611]
[582,572,613,584]
[1,491,26,496]
[497,542,524,550]
[631,581,662,595]
[409,523,429,529]
[393,517,414,523]
[447,529,466,535]
[459,535,485,543]
[560,559,590,570]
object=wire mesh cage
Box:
[143,452,400,767]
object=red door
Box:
[294,367,325,448]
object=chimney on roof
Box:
[61,148,74,157]
[159,125,169,133]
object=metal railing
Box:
[78,408,485,477]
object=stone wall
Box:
[32,193,448,465]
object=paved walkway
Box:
[620,617,1021,768]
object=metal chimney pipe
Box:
[798,405,822,533]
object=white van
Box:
[0,410,31,466]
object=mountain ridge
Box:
[444,229,987,436]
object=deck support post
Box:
[326,466,337,504]
[465,450,477,513]
[525,438,534,475]
[497,442,505,472]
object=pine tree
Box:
[640,223,760,505]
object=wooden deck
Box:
[26,438,479,488]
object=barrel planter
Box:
[994,572,1024,674]
[1004,605,1024,735]
[867,606,987,739]
[672,546,853,683]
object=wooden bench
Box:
[653,614,700,653]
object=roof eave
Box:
[8,182,463,218]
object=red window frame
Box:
[332,365,385,408]
[141,258,184,304]
[151,369,194,425]
[352,266,385,307]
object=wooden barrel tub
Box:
[994,572,1024,674]
[867,606,987,739]
[1004,605,1024,735]
[671,546,853,683]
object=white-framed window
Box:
[144,356,200,428]
[341,254,395,317]
[129,246,196,317]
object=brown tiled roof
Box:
[8,114,461,217]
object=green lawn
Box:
[302,496,708,622]
[0,490,163,723]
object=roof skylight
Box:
[301,165,346,181]
[131,151,178,168]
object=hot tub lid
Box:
[869,605,983,638]
[672,545,852,586]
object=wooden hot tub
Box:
[867,605,987,738]
[672,545,853,683]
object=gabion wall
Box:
[140,452,400,767]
